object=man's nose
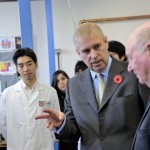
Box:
[90,49,97,58]
[23,65,29,71]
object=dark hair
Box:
[51,70,69,94]
[108,40,127,61]
[74,60,88,74]
[13,47,37,76]
[51,70,69,112]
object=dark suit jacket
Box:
[58,58,149,150]
[131,100,150,150]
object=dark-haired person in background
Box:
[74,60,88,75]
[0,48,60,150]
[51,70,78,150]
[51,70,69,112]
[108,40,127,61]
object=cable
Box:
[67,0,76,29]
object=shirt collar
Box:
[90,56,112,80]
[20,79,38,90]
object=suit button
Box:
[100,137,105,141]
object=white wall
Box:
[52,0,150,78]
[30,1,49,83]
[0,0,150,84]
[0,2,20,36]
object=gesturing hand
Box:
[35,108,65,130]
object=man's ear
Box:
[104,36,109,50]
[36,62,38,68]
[147,43,150,50]
[76,49,80,55]
[146,43,150,56]
[104,36,108,43]
[15,66,20,77]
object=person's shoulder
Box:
[112,57,128,67]
[70,68,89,81]
[120,60,128,67]
[111,58,137,78]
[37,80,56,91]
[2,81,20,95]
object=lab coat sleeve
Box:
[51,88,60,111]
[48,87,60,142]
[0,93,7,140]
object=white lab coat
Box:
[0,79,60,150]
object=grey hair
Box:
[73,22,105,48]
[135,26,150,53]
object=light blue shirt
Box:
[90,56,112,100]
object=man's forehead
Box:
[126,32,137,51]
[17,56,33,64]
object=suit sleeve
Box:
[57,80,80,142]
[50,87,60,111]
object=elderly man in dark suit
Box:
[35,23,149,150]
[126,22,150,150]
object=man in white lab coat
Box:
[0,48,60,150]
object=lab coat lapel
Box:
[29,81,44,105]
[15,80,29,105]
[29,90,39,104]
[15,80,43,105]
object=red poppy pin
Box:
[113,75,123,84]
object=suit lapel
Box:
[100,58,125,109]
[79,69,99,113]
